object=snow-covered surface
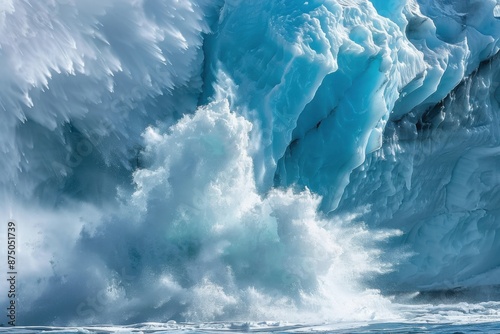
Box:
[0,0,499,327]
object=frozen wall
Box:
[0,0,499,326]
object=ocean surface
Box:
[1,321,500,334]
[3,300,500,333]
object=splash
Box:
[9,101,397,325]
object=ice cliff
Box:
[0,0,499,326]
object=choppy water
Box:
[1,321,500,334]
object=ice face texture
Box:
[0,0,499,326]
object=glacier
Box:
[0,0,499,327]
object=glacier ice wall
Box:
[337,53,500,291]
[204,0,499,211]
[0,0,499,326]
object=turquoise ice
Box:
[0,0,499,326]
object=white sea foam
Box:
[4,101,397,325]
